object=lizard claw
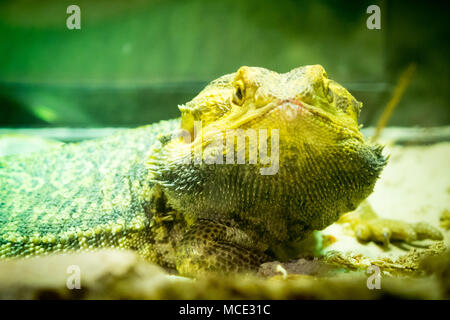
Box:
[382,228,391,248]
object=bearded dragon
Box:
[0,65,441,276]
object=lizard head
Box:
[150,65,386,244]
[178,65,362,140]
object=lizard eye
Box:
[232,80,245,106]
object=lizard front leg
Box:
[175,219,269,277]
[338,201,443,247]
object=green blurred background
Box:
[0,0,448,128]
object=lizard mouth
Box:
[235,98,363,141]
[189,96,363,145]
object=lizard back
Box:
[0,119,179,258]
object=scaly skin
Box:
[0,121,180,265]
[0,65,398,276]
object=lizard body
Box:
[0,120,182,265]
[0,65,391,276]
